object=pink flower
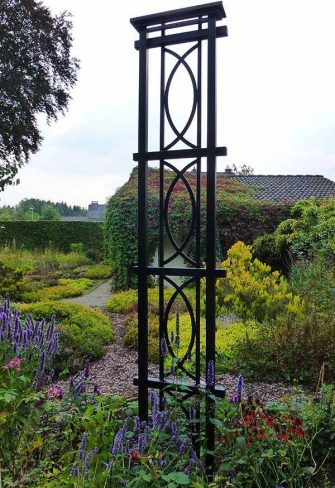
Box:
[3,357,22,371]
[47,386,63,400]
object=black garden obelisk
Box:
[131,2,228,472]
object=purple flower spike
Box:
[160,337,167,357]
[78,432,88,461]
[237,374,244,402]
[207,359,215,388]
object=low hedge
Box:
[0,221,105,259]
[22,278,94,302]
[123,311,258,372]
[106,287,195,315]
[15,301,114,374]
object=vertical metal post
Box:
[131,2,228,472]
[206,15,217,474]
[137,28,149,421]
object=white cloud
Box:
[2,0,335,206]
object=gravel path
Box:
[60,285,295,402]
[62,279,112,307]
[59,311,294,403]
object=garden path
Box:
[62,279,112,307]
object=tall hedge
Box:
[0,221,105,256]
[106,168,291,290]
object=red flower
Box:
[130,450,138,461]
[278,433,288,443]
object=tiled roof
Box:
[217,174,335,203]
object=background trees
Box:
[0,0,79,189]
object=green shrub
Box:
[0,261,25,300]
[0,221,105,259]
[123,310,258,372]
[106,287,195,315]
[22,278,94,302]
[81,264,113,280]
[15,301,114,373]
[230,308,335,385]
[254,197,335,268]
[208,241,304,322]
[124,313,159,363]
[289,259,335,315]
[0,246,90,274]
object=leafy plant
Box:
[15,301,114,373]
[254,197,335,268]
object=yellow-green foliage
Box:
[15,301,114,372]
[0,246,90,274]
[80,264,113,280]
[22,278,93,302]
[124,313,160,363]
[207,241,304,322]
[106,287,195,315]
[123,311,258,371]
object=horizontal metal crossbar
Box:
[134,26,228,50]
[133,266,226,278]
[133,375,226,398]
[147,18,209,33]
[133,146,227,161]
[130,2,226,32]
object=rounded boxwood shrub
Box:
[106,287,195,315]
[14,301,114,374]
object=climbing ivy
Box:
[106,168,291,290]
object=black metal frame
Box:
[131,2,228,473]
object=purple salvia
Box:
[39,351,45,372]
[237,374,244,402]
[46,316,55,340]
[82,447,100,479]
[178,438,189,454]
[70,466,78,478]
[207,359,215,388]
[78,432,88,461]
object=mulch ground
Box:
[66,311,295,403]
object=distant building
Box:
[61,201,106,222]
[87,201,106,221]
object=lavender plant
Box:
[70,390,205,487]
[0,294,59,479]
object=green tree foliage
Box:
[0,199,87,220]
[40,203,60,221]
[254,197,335,267]
[0,0,79,189]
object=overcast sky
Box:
[2,0,335,207]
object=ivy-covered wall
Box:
[0,221,105,257]
[106,168,291,290]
